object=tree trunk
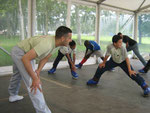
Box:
[75,6,82,45]
[19,0,25,40]
[45,12,48,35]
[116,12,120,34]
[45,0,48,35]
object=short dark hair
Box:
[84,40,89,47]
[55,26,72,39]
[117,32,122,36]
[112,35,122,43]
[69,40,76,47]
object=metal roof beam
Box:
[97,0,105,4]
[137,4,150,12]
[101,3,133,13]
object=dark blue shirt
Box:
[87,41,100,51]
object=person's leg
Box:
[143,59,150,73]
[87,58,118,85]
[94,50,104,61]
[8,62,24,102]
[8,63,22,96]
[132,44,146,66]
[11,46,51,113]
[94,50,115,71]
[48,51,64,74]
[119,61,150,96]
[76,50,92,69]
[52,50,64,69]
[138,59,150,73]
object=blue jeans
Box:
[52,50,72,69]
[127,43,146,66]
[93,58,145,88]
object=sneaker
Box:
[143,87,150,97]
[138,69,146,74]
[109,68,115,72]
[75,63,82,69]
[9,95,24,102]
[87,79,98,85]
[71,71,79,79]
[48,68,56,74]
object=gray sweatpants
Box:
[8,46,51,113]
[127,43,146,66]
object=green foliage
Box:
[71,4,96,34]
[36,0,67,33]
[0,0,27,37]
[139,14,150,37]
[0,35,20,66]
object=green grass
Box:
[0,35,20,66]
[0,35,150,66]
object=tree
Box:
[0,0,27,39]
[138,14,150,44]
[75,5,81,45]
[36,0,67,34]
[19,0,25,40]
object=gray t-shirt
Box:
[106,44,128,63]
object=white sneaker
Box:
[9,95,24,102]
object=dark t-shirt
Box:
[123,35,137,46]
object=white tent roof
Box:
[80,0,150,13]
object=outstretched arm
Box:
[126,42,129,48]
[84,48,88,57]
[22,48,42,94]
[66,53,76,71]
[73,53,76,64]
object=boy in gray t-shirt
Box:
[87,35,150,97]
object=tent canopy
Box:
[80,0,150,13]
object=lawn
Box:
[0,35,150,66]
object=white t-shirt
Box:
[59,46,76,55]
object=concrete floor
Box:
[0,59,150,113]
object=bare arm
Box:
[22,48,38,80]
[22,48,42,94]
[66,53,75,71]
[66,53,74,66]
[126,42,129,48]
[84,48,88,57]
[36,54,52,77]
[73,53,76,64]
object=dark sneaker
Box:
[87,79,98,85]
[143,87,150,97]
[48,68,56,74]
[108,68,115,72]
[71,71,78,79]
[75,63,82,69]
[138,69,146,74]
